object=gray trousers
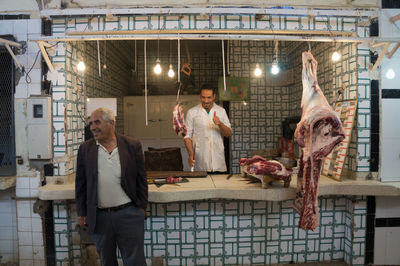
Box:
[90,205,146,266]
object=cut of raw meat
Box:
[239,156,292,181]
[173,104,187,137]
[293,51,345,230]
[239,155,267,166]
[246,160,292,180]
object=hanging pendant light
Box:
[154,39,162,75]
[77,59,86,72]
[270,40,280,75]
[254,63,262,77]
[167,40,175,78]
[271,60,280,75]
[168,64,175,78]
[332,51,341,62]
[154,58,162,74]
[331,41,341,62]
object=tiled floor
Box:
[275,262,347,266]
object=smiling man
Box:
[75,107,148,265]
[184,84,232,173]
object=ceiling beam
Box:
[40,7,377,17]
[0,37,23,71]
[37,41,55,73]
[31,34,398,43]
[370,42,390,73]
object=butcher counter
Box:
[38,174,400,266]
[38,174,400,201]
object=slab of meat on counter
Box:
[293,51,345,230]
[173,104,187,137]
[239,155,267,166]
[239,155,292,181]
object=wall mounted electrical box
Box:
[27,97,52,159]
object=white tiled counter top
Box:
[38,174,400,201]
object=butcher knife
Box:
[191,143,196,172]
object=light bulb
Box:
[386,68,395,80]
[242,101,248,106]
[271,62,280,75]
[332,51,341,62]
[168,64,175,78]
[254,64,262,77]
[77,60,86,72]
[154,59,162,75]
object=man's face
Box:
[200,89,216,111]
[89,111,114,142]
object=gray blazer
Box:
[75,133,148,234]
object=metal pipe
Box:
[144,40,148,126]
[97,40,101,77]
[221,40,226,91]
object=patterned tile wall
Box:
[344,197,367,265]
[132,40,223,96]
[287,41,359,171]
[70,40,134,133]
[51,15,363,34]
[53,200,81,265]
[51,39,134,176]
[229,40,290,173]
[332,42,359,171]
[49,12,371,265]
[53,196,366,265]
[51,13,370,174]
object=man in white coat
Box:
[184,84,232,173]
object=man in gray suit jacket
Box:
[75,107,148,265]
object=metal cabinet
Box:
[123,95,199,139]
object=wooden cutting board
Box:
[146,171,208,179]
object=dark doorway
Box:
[0,46,16,176]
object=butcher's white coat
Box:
[185,103,231,172]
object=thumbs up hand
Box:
[213,111,221,126]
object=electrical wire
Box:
[24,42,60,84]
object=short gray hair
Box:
[92,107,116,123]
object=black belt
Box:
[98,202,134,212]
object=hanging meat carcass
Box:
[293,51,345,230]
[173,104,187,137]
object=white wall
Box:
[374,196,400,265]
[0,188,18,264]
[379,9,400,182]
[0,18,45,265]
